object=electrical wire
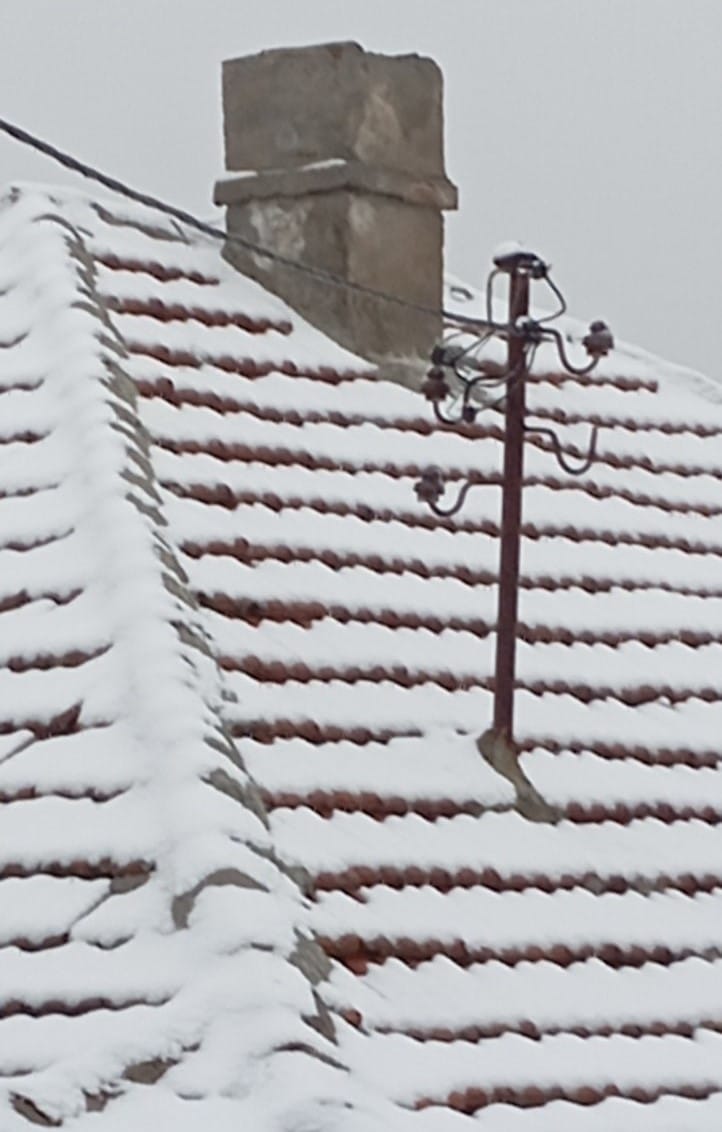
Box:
[538,272,568,322]
[0,114,492,331]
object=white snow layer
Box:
[0,187,405,1132]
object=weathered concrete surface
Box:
[216,42,457,375]
[222,41,448,177]
[215,159,457,211]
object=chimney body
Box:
[214,42,457,379]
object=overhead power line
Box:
[0,115,491,331]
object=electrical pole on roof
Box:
[493,253,530,740]
[414,247,614,758]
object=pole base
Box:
[476,727,560,824]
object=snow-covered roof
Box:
[2,183,722,1130]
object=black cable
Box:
[538,272,568,322]
[0,114,492,331]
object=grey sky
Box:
[2,1,720,378]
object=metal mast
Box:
[415,247,614,753]
[493,260,530,740]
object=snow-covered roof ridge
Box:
[0,186,397,1131]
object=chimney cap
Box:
[222,41,446,178]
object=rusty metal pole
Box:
[416,253,613,770]
[492,265,530,740]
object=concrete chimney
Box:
[214,42,458,380]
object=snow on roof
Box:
[0,186,400,1131]
[2,183,722,1128]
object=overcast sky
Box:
[2,1,720,377]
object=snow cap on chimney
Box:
[214,42,458,382]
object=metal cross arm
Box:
[413,467,477,517]
[523,422,599,477]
